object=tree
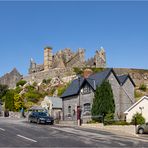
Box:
[0,84,8,100]
[5,89,15,111]
[14,94,24,111]
[131,112,145,125]
[16,80,27,87]
[91,80,115,119]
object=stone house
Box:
[61,68,136,122]
[41,96,62,120]
[124,96,148,122]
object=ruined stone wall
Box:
[23,68,75,83]
[66,49,85,68]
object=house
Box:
[61,68,136,122]
[124,96,148,122]
[41,96,62,119]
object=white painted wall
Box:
[125,97,148,122]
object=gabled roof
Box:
[61,68,115,98]
[61,68,135,99]
[86,68,118,90]
[61,77,85,98]
[124,96,148,114]
[117,74,136,86]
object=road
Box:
[0,118,148,147]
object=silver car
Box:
[137,122,148,134]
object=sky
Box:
[0,1,148,77]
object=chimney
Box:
[83,69,93,78]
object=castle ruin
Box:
[29,46,106,74]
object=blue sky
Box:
[0,1,148,76]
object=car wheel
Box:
[37,119,40,124]
[138,128,144,134]
[28,119,32,123]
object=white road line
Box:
[17,134,37,143]
[0,128,5,131]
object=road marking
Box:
[51,127,107,138]
[0,128,5,131]
[17,134,37,143]
[117,142,126,146]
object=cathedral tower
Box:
[44,46,53,71]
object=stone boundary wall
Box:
[82,123,136,135]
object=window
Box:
[82,84,91,94]
[68,106,71,117]
[68,106,71,114]
[84,103,90,113]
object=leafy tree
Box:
[15,86,23,94]
[23,91,41,103]
[0,84,8,100]
[131,112,145,125]
[5,89,15,111]
[91,80,115,120]
[16,80,27,87]
[14,94,24,111]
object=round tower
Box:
[44,46,53,71]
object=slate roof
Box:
[61,77,84,98]
[117,74,136,86]
[61,68,135,98]
[86,68,114,90]
[45,96,62,109]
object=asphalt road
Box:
[0,118,148,147]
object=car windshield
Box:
[38,112,47,116]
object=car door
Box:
[31,112,36,122]
[145,123,148,133]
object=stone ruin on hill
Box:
[28,46,106,74]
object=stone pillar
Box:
[44,47,53,71]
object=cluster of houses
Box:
[39,68,148,123]
[1,68,147,123]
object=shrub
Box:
[104,113,114,125]
[131,112,145,125]
[139,84,147,91]
[87,120,98,124]
[42,78,52,84]
[15,86,23,93]
[42,79,47,84]
[16,80,27,87]
[134,90,143,99]
[90,68,104,73]
[73,67,83,75]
